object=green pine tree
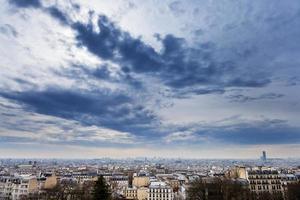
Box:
[93,175,111,200]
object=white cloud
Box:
[164,130,196,143]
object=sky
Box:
[0,0,300,159]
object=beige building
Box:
[44,175,58,189]
[137,187,148,200]
[124,186,149,200]
[228,166,247,179]
[133,176,150,187]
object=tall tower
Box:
[261,151,267,162]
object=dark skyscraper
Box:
[261,151,267,162]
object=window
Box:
[258,186,261,190]
[277,185,281,189]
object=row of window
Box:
[149,193,171,198]
[250,180,281,184]
[126,190,137,193]
[249,175,280,179]
[251,185,281,190]
[149,189,171,193]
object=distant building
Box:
[261,151,267,162]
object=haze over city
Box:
[1,0,300,159]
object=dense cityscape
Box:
[1,0,300,199]
[1,152,300,199]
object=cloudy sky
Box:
[0,0,300,158]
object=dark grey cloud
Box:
[166,87,225,99]
[92,65,111,79]
[88,64,143,89]
[227,93,284,103]
[9,0,41,8]
[0,98,138,146]
[72,15,163,72]
[54,63,144,89]
[46,6,69,25]
[0,88,158,134]
[72,15,270,92]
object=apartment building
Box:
[124,186,138,199]
[0,175,38,200]
[124,186,148,200]
[248,169,282,194]
[148,182,174,200]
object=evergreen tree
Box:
[93,175,111,200]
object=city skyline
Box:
[1,0,300,158]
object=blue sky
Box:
[0,0,300,158]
